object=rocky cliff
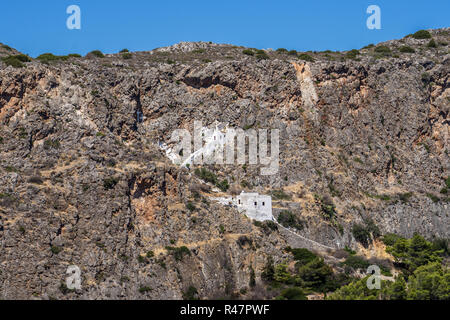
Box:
[0,28,449,299]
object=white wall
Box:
[237,193,273,221]
[211,192,273,222]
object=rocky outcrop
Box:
[0,28,449,299]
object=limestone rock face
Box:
[0,29,449,299]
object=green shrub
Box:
[288,50,297,56]
[194,168,217,184]
[194,168,230,191]
[271,189,291,200]
[186,201,195,211]
[1,55,31,68]
[0,192,11,199]
[276,48,288,53]
[274,263,291,283]
[253,220,278,233]
[445,177,450,189]
[344,246,356,255]
[382,233,404,246]
[51,246,62,254]
[120,49,129,53]
[249,267,256,288]
[119,254,129,261]
[137,255,147,263]
[432,238,449,257]
[407,262,450,300]
[240,180,250,188]
[242,49,254,56]
[264,220,278,231]
[255,50,269,60]
[352,224,371,247]
[277,287,307,300]
[261,257,275,282]
[346,49,360,59]
[4,166,18,173]
[352,218,380,247]
[427,39,437,48]
[89,50,105,58]
[1,44,12,51]
[285,247,317,265]
[374,45,391,53]
[321,202,336,219]
[362,44,375,49]
[17,225,25,234]
[426,193,439,203]
[37,53,68,63]
[342,255,370,270]
[330,233,450,300]
[277,211,303,231]
[296,257,334,292]
[14,54,31,62]
[298,53,314,62]
[386,233,443,273]
[217,179,229,192]
[366,219,380,237]
[182,286,198,300]
[421,72,432,85]
[103,177,118,190]
[412,30,432,39]
[44,139,60,149]
[17,127,27,139]
[326,276,383,300]
[139,286,152,293]
[316,195,336,220]
[353,157,363,164]
[398,192,413,203]
[399,46,415,53]
[166,246,191,261]
[36,53,56,60]
[191,48,205,54]
[122,53,132,59]
[68,53,81,58]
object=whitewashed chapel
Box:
[212,191,273,222]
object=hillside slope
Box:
[0,29,449,299]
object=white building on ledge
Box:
[212,191,273,222]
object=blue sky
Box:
[0,0,448,57]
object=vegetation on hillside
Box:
[327,234,449,300]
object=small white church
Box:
[212,191,273,222]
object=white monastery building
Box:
[212,191,273,222]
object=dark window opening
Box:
[137,110,144,123]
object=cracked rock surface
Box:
[0,28,449,299]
